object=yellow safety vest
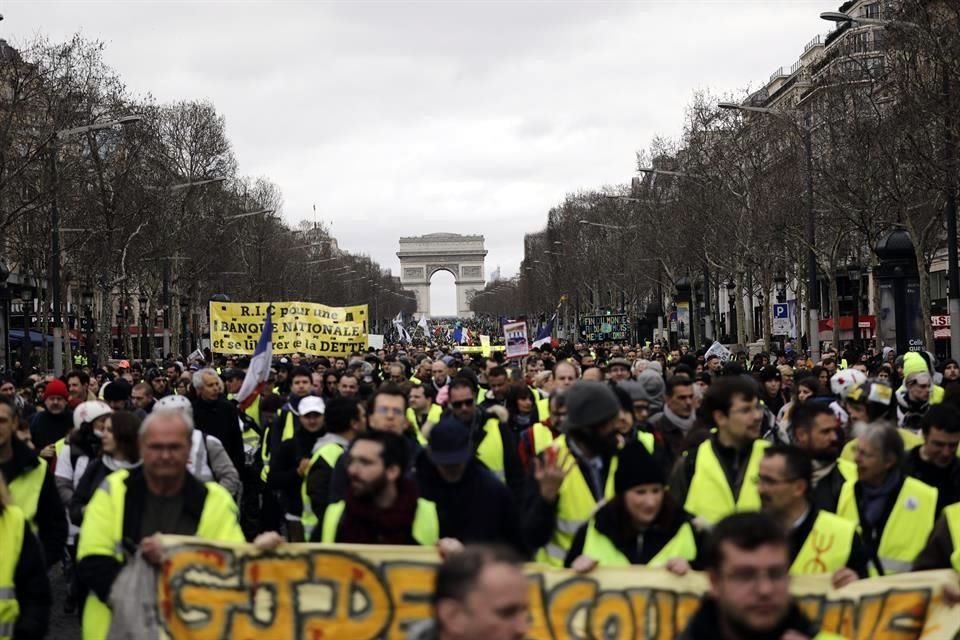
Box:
[636,430,655,454]
[301,442,345,540]
[943,503,960,572]
[790,511,856,576]
[475,418,506,482]
[684,439,768,524]
[837,476,937,576]
[227,392,262,428]
[409,376,421,385]
[77,469,244,640]
[536,436,618,567]
[55,438,66,457]
[477,387,487,405]
[7,459,47,531]
[405,404,442,445]
[582,518,697,568]
[530,423,554,455]
[320,498,439,545]
[0,505,25,640]
[840,429,923,463]
[837,459,857,482]
[260,411,297,482]
[530,387,550,422]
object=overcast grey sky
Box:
[4,0,838,314]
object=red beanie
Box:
[43,379,69,400]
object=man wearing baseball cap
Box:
[266,395,326,541]
[522,381,623,566]
[415,417,524,553]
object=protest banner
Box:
[579,313,630,343]
[503,320,529,359]
[209,301,368,356]
[143,537,960,640]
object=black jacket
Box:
[902,446,960,515]
[266,427,322,516]
[565,497,704,568]
[811,461,847,513]
[3,506,51,639]
[414,453,525,555]
[460,408,524,500]
[76,467,212,603]
[29,408,73,451]
[0,437,67,567]
[192,397,244,471]
[679,596,820,640]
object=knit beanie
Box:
[634,370,666,409]
[614,440,667,493]
[43,379,69,400]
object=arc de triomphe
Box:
[397,233,486,317]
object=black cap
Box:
[428,417,473,466]
[221,368,244,381]
[103,378,132,401]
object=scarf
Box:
[861,471,901,528]
[810,459,837,486]
[103,455,141,472]
[339,477,420,545]
[663,405,697,433]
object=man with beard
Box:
[522,381,623,566]
[902,403,960,514]
[680,512,845,640]
[758,446,867,587]
[260,366,314,483]
[790,403,850,513]
[319,430,439,545]
[670,376,769,525]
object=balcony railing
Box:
[804,35,823,52]
[769,66,786,82]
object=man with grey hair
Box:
[191,367,244,471]
[76,409,246,639]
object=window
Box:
[862,3,880,19]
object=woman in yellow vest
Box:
[0,473,51,639]
[565,439,703,573]
[837,426,938,576]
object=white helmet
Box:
[74,400,113,431]
[154,394,194,415]
[830,369,867,399]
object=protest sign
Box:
[209,301,368,356]
[579,313,630,343]
[503,320,529,359]
[147,537,960,640]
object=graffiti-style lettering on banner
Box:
[209,301,368,356]
[147,538,960,639]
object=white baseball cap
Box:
[299,396,326,416]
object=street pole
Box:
[703,261,713,342]
[804,118,821,363]
[162,260,171,357]
[943,69,960,359]
[49,151,63,376]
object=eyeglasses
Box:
[450,399,474,409]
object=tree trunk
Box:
[97,286,111,366]
[745,271,755,343]
[829,276,841,351]
[735,271,747,346]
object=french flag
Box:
[236,307,273,410]
[532,313,556,349]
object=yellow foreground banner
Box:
[152,538,960,639]
[209,301,368,356]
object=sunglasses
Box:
[450,399,475,409]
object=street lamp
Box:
[847,266,862,352]
[718,100,819,362]
[50,114,143,375]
